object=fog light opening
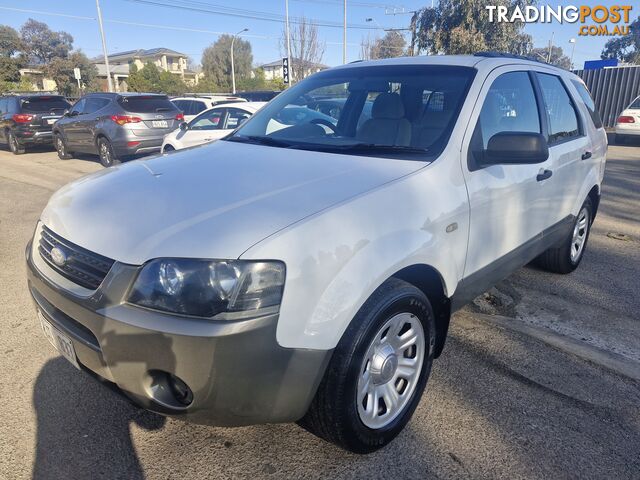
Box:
[168,373,193,406]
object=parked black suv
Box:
[53,92,183,167]
[0,93,71,154]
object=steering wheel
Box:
[309,118,337,133]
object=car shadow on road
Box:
[32,358,165,480]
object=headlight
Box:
[127,259,285,317]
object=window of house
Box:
[536,73,580,144]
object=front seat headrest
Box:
[371,92,405,120]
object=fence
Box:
[573,66,640,128]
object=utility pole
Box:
[343,0,347,64]
[95,0,113,92]
[569,38,576,70]
[547,31,555,64]
[231,28,248,94]
[285,0,292,85]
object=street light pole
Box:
[231,28,248,94]
[285,0,292,85]
[569,38,576,70]
[343,0,347,64]
[95,0,113,92]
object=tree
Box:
[45,51,97,96]
[127,62,162,92]
[202,34,253,91]
[530,45,572,69]
[20,19,73,64]
[158,70,187,95]
[416,0,533,56]
[0,56,22,83]
[281,17,325,82]
[601,16,640,64]
[0,25,22,56]
[369,31,406,59]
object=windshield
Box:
[117,95,177,113]
[225,64,475,159]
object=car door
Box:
[78,97,111,152]
[62,98,86,149]
[460,68,554,287]
[181,107,226,147]
[534,72,592,227]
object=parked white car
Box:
[171,95,247,122]
[615,95,640,144]
[162,102,265,152]
[27,54,607,454]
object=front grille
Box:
[38,225,115,290]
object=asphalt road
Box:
[0,144,638,479]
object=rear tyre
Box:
[8,131,25,155]
[97,137,120,167]
[54,134,73,160]
[299,278,436,453]
[534,197,593,274]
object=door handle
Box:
[581,151,592,160]
[536,169,553,182]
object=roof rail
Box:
[474,51,546,64]
[3,90,60,95]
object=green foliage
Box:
[416,0,533,55]
[371,31,406,59]
[530,46,572,69]
[0,25,22,56]
[601,16,640,64]
[201,34,253,91]
[0,56,23,83]
[128,61,187,94]
[20,18,73,64]
[44,50,98,96]
[0,76,34,94]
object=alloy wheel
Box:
[357,312,425,429]
[570,207,590,263]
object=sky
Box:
[0,0,635,69]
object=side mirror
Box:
[62,109,70,117]
[482,132,549,166]
[179,121,188,131]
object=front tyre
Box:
[97,137,120,167]
[300,278,435,453]
[535,197,593,274]
[54,134,73,159]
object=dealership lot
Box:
[1,144,639,479]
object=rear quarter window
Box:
[117,95,177,113]
[629,96,640,109]
[571,80,603,129]
[21,97,70,112]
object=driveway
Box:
[0,145,638,479]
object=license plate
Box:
[151,120,168,128]
[38,311,80,369]
[46,118,57,125]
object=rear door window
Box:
[571,80,603,129]
[0,98,6,114]
[84,97,110,114]
[118,95,176,113]
[225,108,251,129]
[536,73,580,144]
[192,101,207,115]
[70,98,86,116]
[21,96,70,113]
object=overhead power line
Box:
[122,0,388,30]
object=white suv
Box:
[26,54,606,453]
[171,95,247,122]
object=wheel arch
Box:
[587,184,600,222]
[391,264,451,358]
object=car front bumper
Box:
[26,240,331,426]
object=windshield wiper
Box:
[225,135,293,148]
[336,143,429,154]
